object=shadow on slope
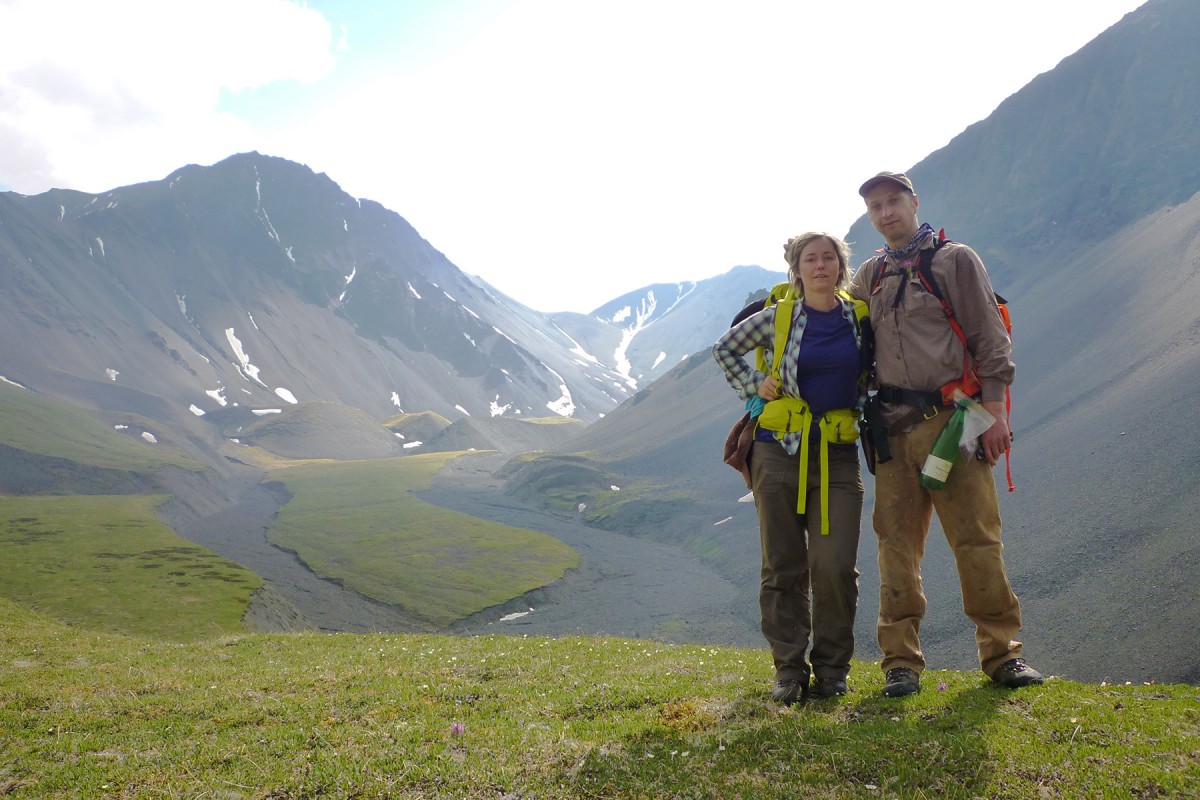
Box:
[991,192,1200,685]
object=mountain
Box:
[0,153,605,433]
[0,152,780,454]
[503,0,1200,685]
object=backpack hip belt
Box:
[757,396,859,535]
[876,385,947,417]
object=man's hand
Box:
[979,400,1011,466]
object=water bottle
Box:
[920,402,967,490]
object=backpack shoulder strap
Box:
[869,254,889,294]
[769,297,795,379]
[915,237,1012,338]
[767,281,795,305]
[745,282,798,375]
[914,236,950,303]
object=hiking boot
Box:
[882,667,921,698]
[811,677,848,698]
[770,678,809,706]
[991,658,1045,688]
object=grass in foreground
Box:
[0,495,260,640]
[265,452,579,627]
[1,598,1196,800]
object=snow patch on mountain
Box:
[542,363,576,417]
[490,395,513,416]
[613,291,657,388]
[225,328,267,387]
[553,322,602,367]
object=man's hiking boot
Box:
[811,677,848,698]
[991,658,1045,688]
[770,678,809,706]
[882,667,921,698]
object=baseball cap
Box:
[858,171,914,197]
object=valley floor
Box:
[417,451,759,647]
[165,479,429,634]
[164,452,759,647]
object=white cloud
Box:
[261,0,1142,312]
[0,0,337,193]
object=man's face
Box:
[864,184,920,248]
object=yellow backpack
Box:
[749,285,869,533]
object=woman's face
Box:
[797,237,842,294]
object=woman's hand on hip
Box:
[757,375,780,401]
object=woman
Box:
[712,231,867,704]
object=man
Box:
[850,171,1043,698]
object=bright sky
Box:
[0,0,1145,313]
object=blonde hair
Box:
[783,232,852,294]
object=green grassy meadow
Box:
[0,495,260,640]
[264,453,580,627]
[1,596,1196,799]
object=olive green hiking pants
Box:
[750,439,863,684]
[874,413,1024,678]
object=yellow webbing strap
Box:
[769,296,794,382]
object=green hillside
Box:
[0,494,259,640]
[1,598,1195,799]
[265,452,580,627]
[0,381,198,473]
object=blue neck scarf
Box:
[883,222,935,262]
